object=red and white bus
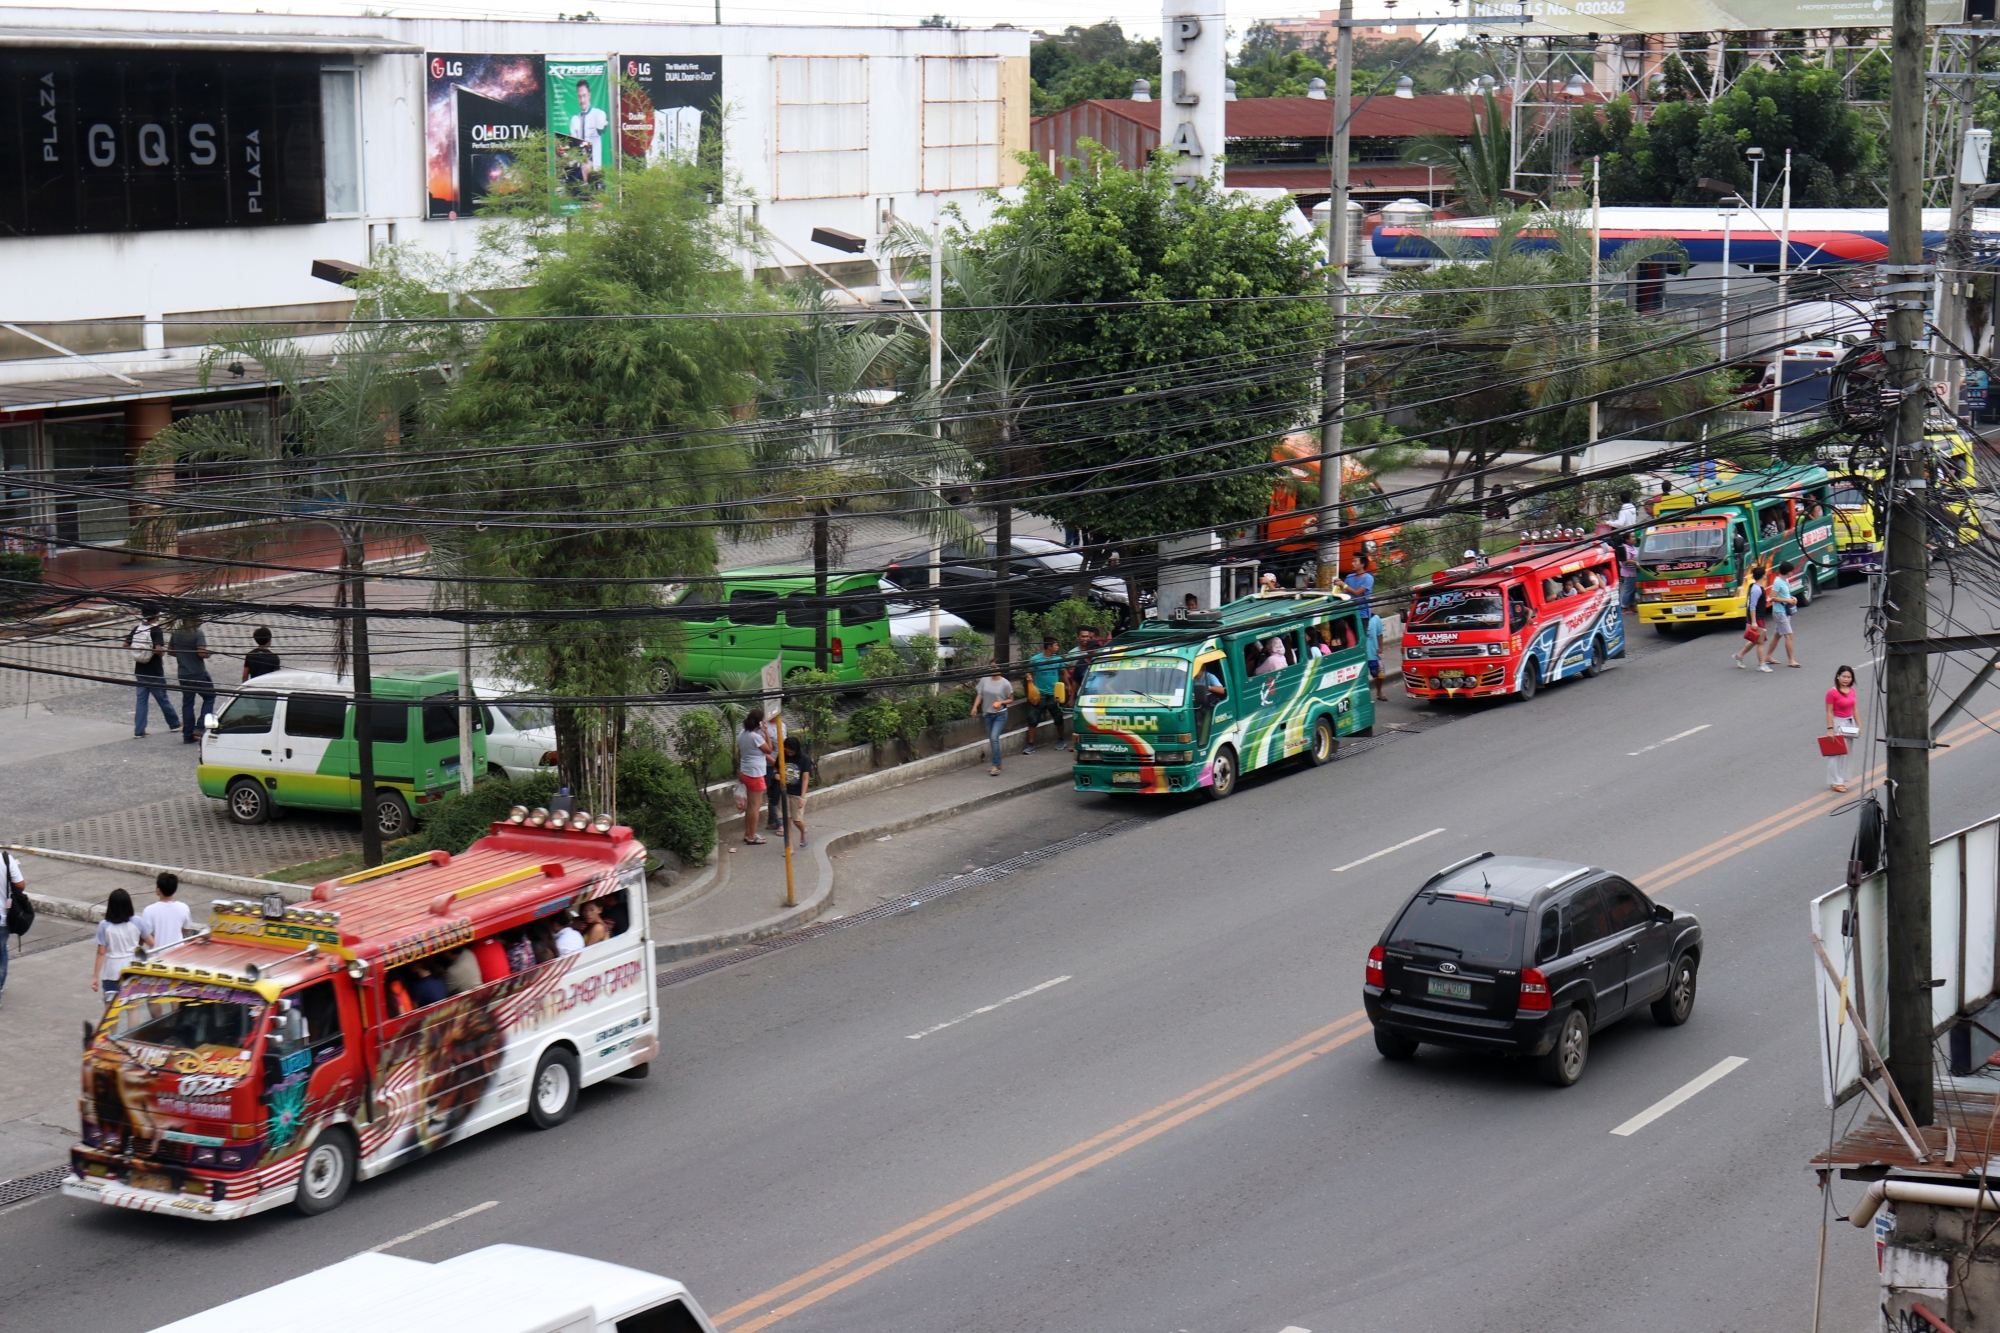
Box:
[1401,541,1625,701]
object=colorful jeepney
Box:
[1634,465,1835,630]
[1825,431,1982,578]
[1401,540,1625,701]
[64,811,655,1221]
[1071,591,1374,800]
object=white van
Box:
[148,1245,716,1333]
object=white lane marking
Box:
[1610,1057,1748,1136]
[1628,724,1712,757]
[364,1199,499,1254]
[907,977,1071,1040]
[1331,828,1446,873]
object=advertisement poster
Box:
[619,56,724,168]
[1472,0,1961,34]
[548,59,613,211]
[425,52,545,219]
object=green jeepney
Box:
[1635,464,1837,631]
[1072,591,1375,800]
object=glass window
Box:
[1560,886,1609,951]
[616,1298,705,1333]
[1536,908,1561,963]
[1409,589,1504,628]
[359,701,409,744]
[1387,893,1525,967]
[1638,521,1727,564]
[106,977,265,1048]
[1080,656,1189,706]
[835,594,887,627]
[320,68,361,216]
[284,694,347,739]
[422,701,465,745]
[216,693,277,734]
[496,700,549,730]
[1602,880,1651,933]
[45,416,129,546]
[727,589,782,625]
[292,979,345,1060]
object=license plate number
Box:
[1111,772,1142,785]
[1426,977,1472,1001]
[129,1170,173,1193]
[1435,669,1467,680]
[1673,604,1699,617]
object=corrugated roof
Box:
[1037,94,1492,140]
[1816,1089,2000,1182]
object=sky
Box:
[25,0,1480,46]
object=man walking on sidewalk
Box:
[243,626,280,682]
[1023,635,1068,755]
[129,605,179,738]
[171,614,215,744]
[1,850,26,1005]
[139,873,191,952]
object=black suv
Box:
[1362,853,1702,1086]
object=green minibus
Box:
[650,568,894,691]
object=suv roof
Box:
[1423,854,1592,905]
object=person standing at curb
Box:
[1023,634,1068,755]
[1617,535,1640,616]
[1,850,27,1005]
[1825,664,1860,793]
[170,614,215,744]
[737,707,772,846]
[1364,610,1386,699]
[1765,561,1801,671]
[781,732,814,847]
[1733,565,1769,670]
[129,605,178,738]
[93,889,142,1000]
[243,626,280,682]
[139,873,190,951]
[1344,556,1374,622]
[973,664,1014,776]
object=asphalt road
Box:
[8,580,1996,1333]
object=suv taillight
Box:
[831,637,844,664]
[1366,945,1385,988]
[1519,968,1551,1011]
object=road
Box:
[6,579,1992,1332]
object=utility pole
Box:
[1882,0,1935,1127]
[1941,42,1986,407]
[457,619,475,797]
[1316,0,1353,591]
[1586,156,1601,460]
[1771,150,1791,434]
[347,537,382,869]
[928,202,943,655]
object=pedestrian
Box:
[1068,626,1103,717]
[92,889,142,1001]
[1825,664,1860,793]
[1,850,27,1005]
[1344,556,1375,621]
[1615,490,1639,529]
[242,626,280,682]
[170,613,215,744]
[780,733,814,847]
[128,604,179,738]
[1766,560,1802,670]
[972,663,1014,776]
[1733,564,1769,670]
[1023,634,1068,754]
[1364,611,1385,699]
[1650,480,1675,517]
[1617,536,1640,615]
[737,707,772,846]
[138,872,190,952]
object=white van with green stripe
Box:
[197,670,486,839]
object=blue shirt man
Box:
[1345,560,1375,620]
[1023,636,1069,753]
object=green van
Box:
[650,567,894,691]
[197,669,486,839]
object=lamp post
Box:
[1746,145,1765,208]
[1718,194,1739,362]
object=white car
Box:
[475,678,558,781]
[882,579,971,655]
[1009,535,1131,606]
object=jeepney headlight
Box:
[1155,750,1194,764]
[591,814,614,833]
[1638,589,1664,603]
[192,1147,217,1165]
[527,808,549,827]
[1403,646,1426,660]
[507,805,529,825]
[217,1147,251,1169]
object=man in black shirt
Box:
[129,605,178,738]
[242,626,280,682]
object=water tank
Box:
[1378,197,1435,270]
[1309,199,1366,267]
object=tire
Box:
[292,1127,356,1216]
[1651,953,1699,1027]
[1582,638,1607,679]
[1308,716,1336,766]
[1373,1024,1419,1060]
[1537,1009,1590,1087]
[488,763,510,781]
[647,661,682,694]
[1654,622,1675,637]
[369,789,412,841]
[527,1045,580,1129]
[226,777,272,826]
[1516,659,1540,701]
[1203,745,1238,801]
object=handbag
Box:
[1818,735,1849,757]
[1025,679,1041,705]
[1741,621,1763,644]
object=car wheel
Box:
[528,1046,580,1129]
[1308,716,1336,766]
[1204,746,1238,801]
[226,778,272,826]
[488,763,510,781]
[1516,659,1540,701]
[648,661,682,694]
[293,1127,356,1216]
[1537,1009,1590,1087]
[370,789,412,841]
[1651,953,1699,1027]
[1373,1024,1419,1060]
[1582,638,1607,679]
[1797,576,1815,609]
[1654,622,1675,637]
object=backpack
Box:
[4,855,32,938]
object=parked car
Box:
[647,567,893,691]
[475,679,559,781]
[883,538,1126,631]
[1362,853,1702,1086]
[882,579,970,654]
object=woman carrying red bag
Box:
[1733,565,1770,669]
[1824,664,1859,792]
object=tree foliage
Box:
[1030,22,1159,116]
[1403,90,1511,215]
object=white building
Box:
[0,8,1030,553]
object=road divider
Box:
[1609,1057,1748,1136]
[1628,724,1711,756]
[1332,828,1446,874]
[361,1199,498,1255]
[907,976,1071,1040]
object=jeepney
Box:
[1402,540,1624,701]
[1635,465,1836,630]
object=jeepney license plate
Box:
[1673,604,1699,616]
[1426,977,1472,1001]
[1111,772,1143,785]
[1435,668,1467,680]
[129,1170,173,1193]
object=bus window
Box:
[1508,586,1532,631]
[1409,588,1504,630]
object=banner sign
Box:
[548,59,613,211]
[0,50,324,237]
[618,55,723,167]
[425,52,545,219]
[1472,0,1962,33]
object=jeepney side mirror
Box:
[1731,531,1748,556]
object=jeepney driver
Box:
[1195,660,1226,744]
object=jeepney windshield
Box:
[1639,521,1729,565]
[105,977,266,1050]
[1408,589,1504,628]
[1830,486,1867,508]
[1081,657,1190,708]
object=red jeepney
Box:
[64,809,656,1221]
[1401,541,1626,700]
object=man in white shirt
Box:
[553,911,585,956]
[568,79,608,173]
[138,873,191,953]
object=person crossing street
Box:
[129,605,179,738]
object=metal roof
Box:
[0,25,420,54]
[1815,1089,2000,1183]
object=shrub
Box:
[0,551,43,604]
[901,633,941,677]
[413,773,561,855]
[929,685,976,728]
[615,744,716,866]
[780,668,839,753]
[670,707,725,786]
[894,697,930,746]
[946,628,991,674]
[860,640,904,683]
[1013,598,1114,653]
[845,698,902,748]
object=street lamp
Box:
[1746,146,1765,209]
[1563,72,1588,98]
[1717,194,1741,362]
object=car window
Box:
[284,694,347,739]
[1536,908,1561,963]
[782,593,826,630]
[837,594,887,627]
[1602,879,1650,933]
[1387,892,1525,967]
[1560,886,1609,952]
[728,589,782,625]
[421,701,469,745]
[216,694,277,734]
[357,702,409,744]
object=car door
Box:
[1557,883,1628,1021]
[1603,877,1672,1009]
[206,691,280,779]
[719,589,783,677]
[280,693,350,809]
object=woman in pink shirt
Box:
[1824,664,1859,792]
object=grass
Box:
[260,837,421,886]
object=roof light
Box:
[571,810,591,829]
[591,814,614,834]
[507,805,529,824]
[527,808,549,827]
[548,809,570,829]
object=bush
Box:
[413,773,561,854]
[901,633,941,677]
[0,551,43,604]
[845,698,902,748]
[947,628,991,674]
[860,641,904,683]
[781,668,839,753]
[894,697,930,746]
[1013,598,1114,652]
[930,685,976,729]
[615,745,716,866]
[670,707,725,786]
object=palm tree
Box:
[1402,89,1512,214]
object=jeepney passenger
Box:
[440,947,482,995]
[504,928,536,974]
[579,900,612,947]
[406,960,448,1009]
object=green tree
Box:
[1403,89,1511,214]
[1030,22,1160,115]
[438,158,783,813]
[1228,48,1332,99]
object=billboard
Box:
[1473,0,1962,34]
[425,53,545,219]
[0,50,324,237]
[548,59,613,212]
[619,55,724,168]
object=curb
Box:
[654,766,1074,964]
[21,891,107,925]
[3,845,308,901]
